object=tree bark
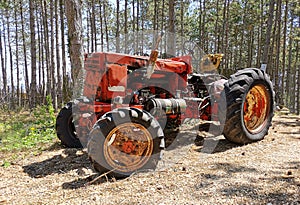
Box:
[0,17,7,96]
[297,16,300,114]
[180,0,184,55]
[36,4,42,103]
[55,0,61,109]
[116,0,120,53]
[99,2,104,52]
[160,0,165,52]
[167,0,175,56]
[281,0,288,107]
[50,0,57,109]
[260,0,275,71]
[6,7,15,108]
[20,0,30,96]
[214,0,220,53]
[30,0,37,108]
[65,0,84,86]
[91,0,97,52]
[124,0,128,53]
[14,2,20,106]
[286,16,293,110]
[136,0,139,53]
[256,0,264,67]
[274,0,282,105]
[59,0,68,103]
[103,0,109,51]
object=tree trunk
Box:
[116,0,120,53]
[36,4,42,103]
[65,0,84,87]
[224,0,230,70]
[136,0,139,53]
[55,0,61,110]
[0,18,7,96]
[132,0,135,52]
[201,1,206,51]
[30,0,37,108]
[99,2,104,52]
[153,0,158,31]
[37,0,49,103]
[140,1,144,53]
[297,43,300,115]
[91,0,97,52]
[247,28,254,68]
[42,0,51,99]
[124,0,128,53]
[50,0,57,109]
[6,7,15,108]
[86,3,91,53]
[180,0,184,55]
[281,0,288,107]
[286,16,293,110]
[274,0,282,105]
[20,0,30,97]
[1,13,8,100]
[103,1,109,51]
[160,0,165,52]
[260,0,275,72]
[291,42,298,112]
[60,0,68,103]
[14,2,20,106]
[296,16,300,114]
[167,0,175,56]
[256,0,264,67]
[214,0,220,53]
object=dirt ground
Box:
[0,113,299,205]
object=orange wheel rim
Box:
[103,123,153,173]
[243,84,271,134]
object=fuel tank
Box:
[144,98,187,116]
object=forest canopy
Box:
[0,0,299,113]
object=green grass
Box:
[0,97,58,160]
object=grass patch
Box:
[0,97,58,155]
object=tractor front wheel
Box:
[87,108,164,178]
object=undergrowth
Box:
[0,96,58,154]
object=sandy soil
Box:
[0,114,299,205]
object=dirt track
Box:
[0,114,299,205]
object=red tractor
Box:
[56,47,274,177]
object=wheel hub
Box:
[243,84,270,134]
[122,141,136,154]
[103,123,153,172]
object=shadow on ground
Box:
[271,115,300,139]
[272,114,300,126]
[194,161,300,204]
[22,148,91,178]
[61,173,112,189]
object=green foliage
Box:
[0,96,57,152]
[2,161,11,168]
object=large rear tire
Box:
[222,68,275,144]
[87,108,164,178]
[56,102,83,148]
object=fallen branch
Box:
[85,168,117,186]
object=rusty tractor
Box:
[56,43,275,177]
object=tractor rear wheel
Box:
[87,108,164,178]
[56,102,82,148]
[222,68,275,144]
